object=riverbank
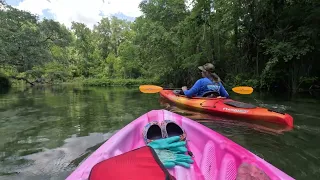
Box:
[81,78,160,87]
[2,74,319,98]
[1,76,160,88]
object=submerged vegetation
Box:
[0,0,319,94]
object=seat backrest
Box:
[202,91,220,98]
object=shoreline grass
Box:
[81,78,160,87]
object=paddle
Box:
[139,85,254,95]
[231,86,254,95]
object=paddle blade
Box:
[232,86,254,94]
[139,85,163,93]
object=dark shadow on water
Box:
[0,87,10,95]
[67,141,105,169]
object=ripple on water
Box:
[1,86,320,180]
[1,132,116,180]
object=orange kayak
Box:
[159,90,294,127]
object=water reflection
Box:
[0,85,319,179]
[0,85,160,179]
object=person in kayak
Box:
[181,63,229,98]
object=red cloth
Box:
[89,146,176,180]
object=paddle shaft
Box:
[139,85,253,95]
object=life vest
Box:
[200,81,221,97]
[206,81,221,94]
[89,146,176,180]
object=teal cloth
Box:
[148,136,194,169]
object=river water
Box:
[0,85,319,180]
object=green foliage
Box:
[0,6,49,71]
[82,78,159,87]
[43,61,72,82]
[0,65,18,76]
[298,76,319,89]
[226,73,260,89]
[0,0,319,93]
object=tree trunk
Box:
[291,61,301,94]
[256,46,259,76]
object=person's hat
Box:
[198,63,221,81]
[198,63,215,73]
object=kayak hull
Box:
[159,90,293,127]
[66,109,294,180]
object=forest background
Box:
[0,0,319,94]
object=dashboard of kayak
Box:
[223,101,257,109]
[200,99,257,109]
[267,108,286,115]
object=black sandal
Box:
[143,121,164,144]
[161,120,186,141]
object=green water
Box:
[0,85,319,180]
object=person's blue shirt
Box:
[182,77,229,98]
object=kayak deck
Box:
[159,90,294,127]
[66,110,294,180]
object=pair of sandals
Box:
[143,120,186,144]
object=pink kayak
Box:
[66,109,294,180]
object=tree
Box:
[0,6,51,71]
